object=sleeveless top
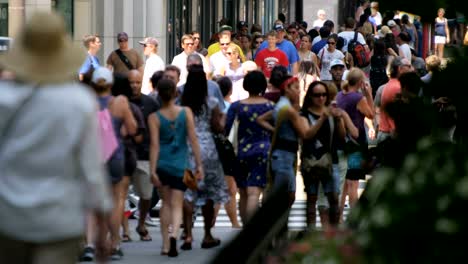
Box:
[98,96,124,160]
[273,96,298,152]
[336,91,367,145]
[156,109,188,177]
[435,18,447,36]
[225,64,244,82]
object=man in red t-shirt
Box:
[377,57,414,142]
[255,30,289,78]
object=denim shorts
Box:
[270,149,297,193]
[302,163,340,195]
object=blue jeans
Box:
[271,149,297,193]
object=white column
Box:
[8,0,24,38]
[74,0,92,42]
[102,0,114,63]
[122,0,133,48]
[146,0,166,63]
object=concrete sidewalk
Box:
[79,220,240,264]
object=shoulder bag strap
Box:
[0,87,38,151]
[115,49,135,70]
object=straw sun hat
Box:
[0,11,85,84]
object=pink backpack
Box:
[98,108,118,162]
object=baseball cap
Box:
[273,24,285,31]
[139,37,159,46]
[387,20,397,27]
[237,21,248,29]
[117,32,129,42]
[219,25,233,33]
[92,67,113,85]
[330,59,345,68]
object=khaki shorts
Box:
[132,161,153,200]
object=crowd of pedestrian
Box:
[0,3,463,263]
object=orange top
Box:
[379,78,401,133]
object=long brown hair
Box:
[302,81,330,111]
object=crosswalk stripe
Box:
[128,179,366,230]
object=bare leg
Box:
[159,186,171,253]
[245,187,262,221]
[136,198,152,240]
[120,176,130,240]
[202,199,217,242]
[85,213,96,246]
[110,181,124,249]
[347,180,360,208]
[224,176,240,228]
[170,189,185,238]
[238,188,247,224]
[182,200,194,247]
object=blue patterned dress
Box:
[225,101,275,188]
[185,97,229,206]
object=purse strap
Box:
[307,112,334,151]
[0,87,38,151]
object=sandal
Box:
[135,226,152,242]
[201,238,221,249]
[121,234,132,243]
[180,237,192,251]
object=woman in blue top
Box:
[434,8,450,58]
[225,71,275,223]
[91,67,137,260]
[148,79,203,257]
[257,76,344,208]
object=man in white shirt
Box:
[313,9,327,29]
[398,32,412,62]
[171,34,210,86]
[139,37,165,95]
[209,31,231,77]
[338,17,367,53]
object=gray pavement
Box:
[79,220,240,264]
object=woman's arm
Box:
[185,107,204,179]
[341,110,359,139]
[365,117,376,140]
[257,110,275,132]
[330,107,346,141]
[224,102,237,135]
[289,108,327,139]
[148,113,161,187]
[357,82,375,119]
[445,18,450,43]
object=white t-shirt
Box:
[399,43,412,62]
[312,19,325,29]
[210,50,230,76]
[171,51,210,86]
[312,36,322,46]
[373,12,383,26]
[142,54,165,95]
[337,31,366,53]
[318,48,345,81]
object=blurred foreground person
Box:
[0,11,112,264]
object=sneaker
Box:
[79,246,95,262]
[110,247,124,261]
[133,211,158,226]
